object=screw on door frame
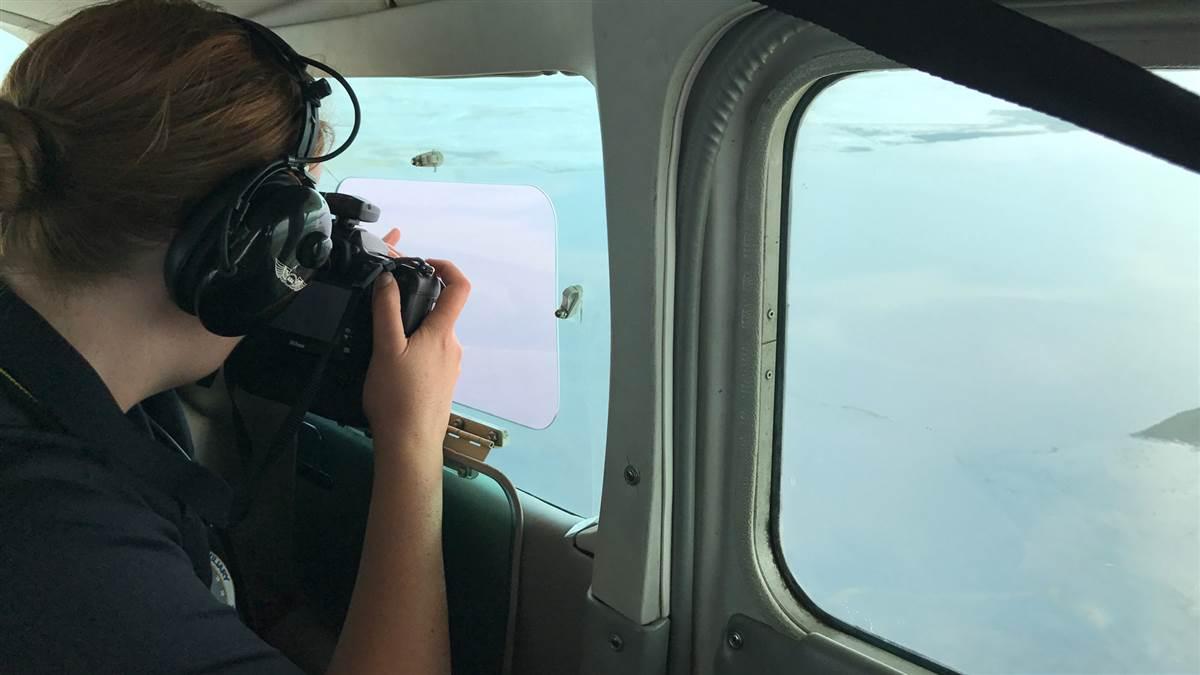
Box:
[608,633,624,652]
[726,630,744,650]
[623,464,641,486]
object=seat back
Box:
[295,415,522,675]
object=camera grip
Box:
[390,261,442,337]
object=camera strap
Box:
[225,286,366,527]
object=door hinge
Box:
[444,413,507,462]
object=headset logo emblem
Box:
[274,259,307,292]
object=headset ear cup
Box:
[165,205,222,314]
[191,269,222,334]
[165,169,263,315]
[186,177,331,337]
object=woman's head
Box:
[0,0,334,401]
[0,0,314,284]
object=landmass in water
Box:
[1133,408,1200,446]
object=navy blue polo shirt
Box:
[0,287,303,674]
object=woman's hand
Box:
[362,259,470,468]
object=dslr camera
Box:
[225,192,442,427]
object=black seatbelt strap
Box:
[754,0,1200,174]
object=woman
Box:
[0,1,463,673]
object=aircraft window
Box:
[320,76,610,516]
[777,69,1200,674]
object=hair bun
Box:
[0,99,52,213]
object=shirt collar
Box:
[0,286,231,526]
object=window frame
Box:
[763,29,1200,675]
[670,12,934,673]
[318,73,612,517]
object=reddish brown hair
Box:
[0,0,319,282]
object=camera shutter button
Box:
[297,232,332,269]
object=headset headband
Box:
[223,14,362,165]
[211,15,364,275]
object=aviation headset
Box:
[163,15,361,337]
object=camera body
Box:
[225,192,442,428]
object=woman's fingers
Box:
[371,273,408,353]
[421,259,470,335]
[369,257,466,343]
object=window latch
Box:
[555,284,583,319]
[444,413,507,462]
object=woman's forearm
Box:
[325,434,450,675]
[327,260,468,675]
